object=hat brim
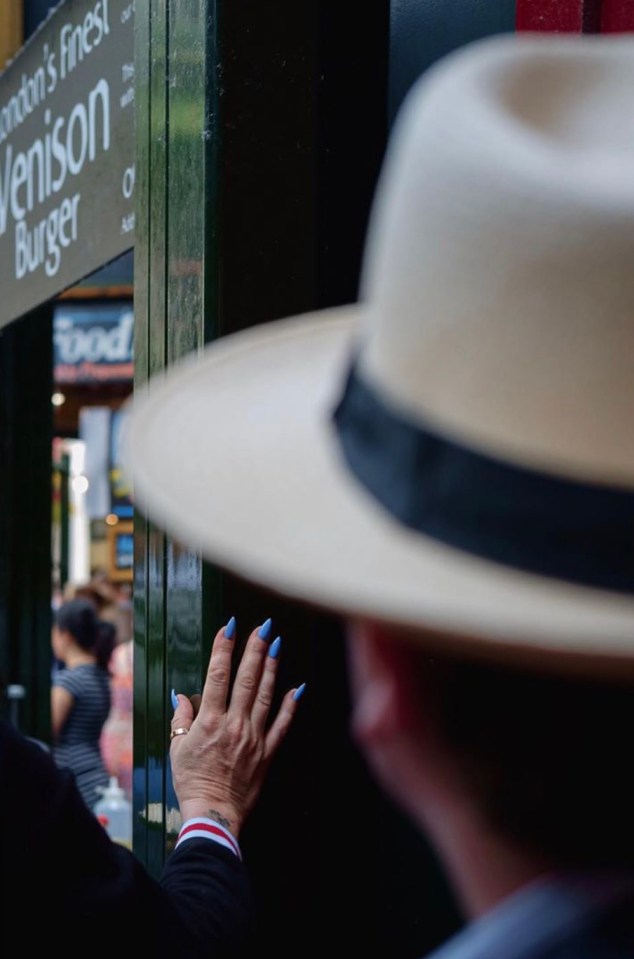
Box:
[125,307,634,676]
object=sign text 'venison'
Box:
[0,0,134,328]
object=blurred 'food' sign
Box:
[0,0,134,327]
[54,302,133,382]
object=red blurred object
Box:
[516,0,634,33]
[601,0,634,31]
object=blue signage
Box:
[53,300,133,382]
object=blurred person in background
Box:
[97,579,134,796]
[67,576,135,795]
[51,597,117,810]
[100,631,134,797]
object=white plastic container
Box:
[94,776,133,848]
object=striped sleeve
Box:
[53,668,83,696]
[175,818,242,860]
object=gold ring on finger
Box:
[170,726,190,740]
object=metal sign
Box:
[0,0,134,328]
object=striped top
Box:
[52,663,111,812]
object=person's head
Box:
[346,621,633,874]
[52,598,116,671]
[124,33,634,889]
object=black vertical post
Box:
[0,306,53,741]
[59,453,70,593]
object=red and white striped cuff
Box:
[175,817,242,860]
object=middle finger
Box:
[227,618,272,715]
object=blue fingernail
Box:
[224,616,236,639]
[268,636,282,659]
[293,682,307,702]
[258,618,272,640]
[170,689,179,710]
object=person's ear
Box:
[346,620,418,746]
[346,621,462,827]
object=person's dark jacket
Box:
[0,719,254,957]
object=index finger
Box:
[199,616,237,714]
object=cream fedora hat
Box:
[125,33,634,674]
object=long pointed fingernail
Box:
[224,616,236,639]
[170,689,179,710]
[268,636,282,659]
[293,683,307,702]
[258,618,272,640]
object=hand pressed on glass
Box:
[169,617,305,838]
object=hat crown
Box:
[125,32,634,663]
[359,35,634,487]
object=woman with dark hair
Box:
[51,598,117,810]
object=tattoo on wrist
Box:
[207,809,232,830]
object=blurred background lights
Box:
[71,475,90,495]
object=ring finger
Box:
[251,636,281,731]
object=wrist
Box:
[178,800,242,837]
